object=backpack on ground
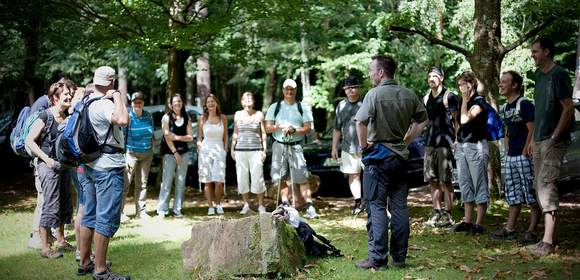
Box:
[10,108,54,158]
[475,96,504,141]
[295,221,342,257]
[56,95,117,166]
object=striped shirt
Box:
[126,109,154,153]
[234,115,262,151]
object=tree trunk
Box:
[167,48,190,101]
[470,0,503,198]
[263,65,277,111]
[299,23,311,106]
[22,4,41,105]
[574,23,580,99]
[117,54,128,96]
[196,54,211,104]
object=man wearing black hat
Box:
[332,76,364,215]
[422,66,460,228]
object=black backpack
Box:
[295,221,342,257]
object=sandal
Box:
[41,250,63,259]
[56,242,75,252]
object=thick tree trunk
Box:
[196,55,211,104]
[263,65,277,111]
[117,54,128,96]
[574,23,580,99]
[22,5,41,105]
[470,0,503,197]
[167,48,190,100]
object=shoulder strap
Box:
[515,96,527,113]
[297,102,303,116]
[443,88,451,109]
[423,94,429,106]
[273,100,282,118]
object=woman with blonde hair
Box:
[198,94,228,215]
[231,92,267,214]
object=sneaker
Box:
[354,257,386,270]
[216,205,225,215]
[120,213,130,223]
[470,224,486,235]
[136,212,151,220]
[157,212,166,219]
[75,251,96,262]
[77,260,113,276]
[92,269,130,280]
[423,210,441,227]
[258,205,266,214]
[305,205,318,219]
[240,204,251,215]
[351,201,364,216]
[490,228,517,240]
[451,221,473,233]
[436,210,454,227]
[173,212,184,219]
[531,241,555,257]
[208,207,216,216]
[520,230,539,245]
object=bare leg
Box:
[542,211,557,244]
[257,192,264,207]
[463,202,474,223]
[430,181,441,210]
[40,227,51,254]
[505,204,521,231]
[241,192,251,206]
[204,183,215,208]
[348,174,361,199]
[300,183,312,204]
[214,182,224,205]
[55,224,66,246]
[475,203,487,226]
[74,206,84,252]
[93,232,109,273]
[79,227,93,266]
[528,205,541,232]
[442,182,454,211]
[279,181,289,203]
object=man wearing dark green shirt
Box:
[528,38,574,256]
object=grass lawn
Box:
[1,185,579,280]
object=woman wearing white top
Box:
[231,92,267,214]
[197,94,228,215]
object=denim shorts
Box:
[72,166,89,207]
[81,166,125,237]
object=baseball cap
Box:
[93,66,116,86]
[282,79,297,89]
[131,92,144,101]
[428,66,444,78]
[343,76,361,87]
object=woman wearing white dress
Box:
[197,94,228,215]
[231,92,267,214]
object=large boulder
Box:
[181,214,306,277]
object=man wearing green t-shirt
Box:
[528,38,574,256]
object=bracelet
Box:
[173,151,178,154]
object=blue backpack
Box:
[10,107,54,158]
[56,95,116,166]
[475,96,504,141]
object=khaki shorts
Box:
[270,142,309,184]
[533,139,570,213]
[340,151,362,174]
[423,146,454,183]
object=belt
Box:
[275,139,300,146]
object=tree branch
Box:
[116,0,145,36]
[501,16,557,55]
[390,25,471,57]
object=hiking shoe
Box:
[531,241,555,257]
[424,210,441,227]
[41,249,63,259]
[216,205,225,215]
[470,225,486,235]
[208,207,216,216]
[56,241,75,252]
[451,222,473,233]
[354,257,386,270]
[173,212,184,219]
[436,210,454,227]
[305,205,318,219]
[240,204,251,215]
[520,231,539,245]
[157,212,166,219]
[490,228,517,240]
[392,261,406,269]
[77,261,113,276]
[92,269,129,280]
[136,212,151,220]
[351,201,364,216]
[258,205,267,214]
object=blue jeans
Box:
[157,153,189,215]
[81,166,125,238]
[72,166,88,208]
[363,155,409,265]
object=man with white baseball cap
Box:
[77,66,130,280]
[265,78,318,218]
